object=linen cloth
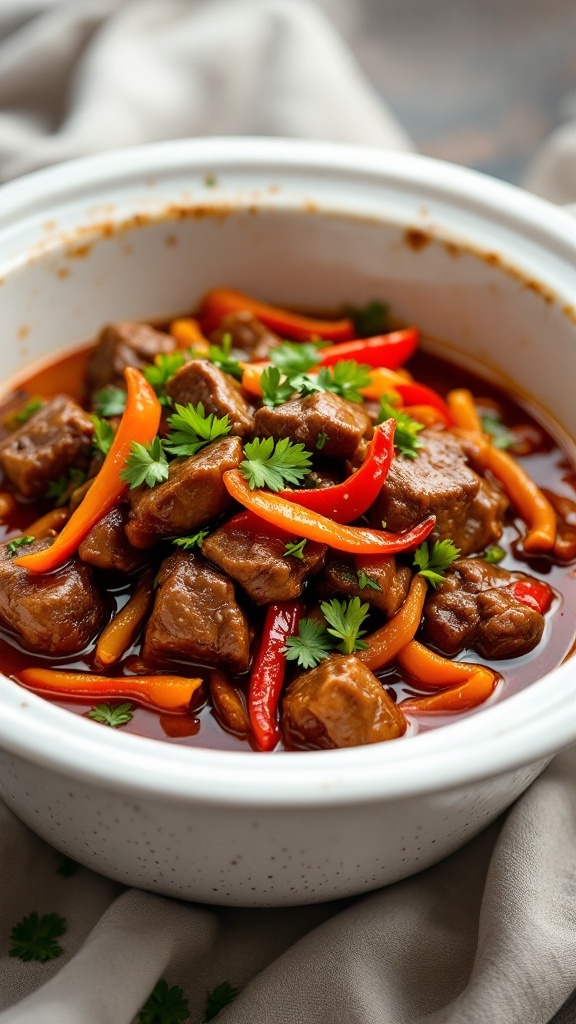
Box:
[1,2,576,1022]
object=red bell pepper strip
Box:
[510,579,553,614]
[223,469,435,554]
[399,668,498,715]
[249,600,304,751]
[393,382,452,425]
[318,328,419,370]
[279,419,396,523]
[199,288,355,341]
[15,367,161,573]
[18,668,202,713]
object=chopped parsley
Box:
[7,535,35,557]
[90,414,115,456]
[483,544,506,564]
[14,397,44,425]
[270,341,322,377]
[143,351,187,404]
[316,432,329,450]
[87,702,134,728]
[240,437,312,491]
[173,528,209,551]
[92,385,127,417]
[9,911,66,962]
[357,569,381,592]
[164,402,231,457]
[345,299,389,337]
[379,394,425,459]
[481,414,515,450]
[204,981,239,1021]
[413,538,460,588]
[139,979,190,1024]
[315,361,371,404]
[46,467,86,507]
[203,332,243,379]
[283,538,308,559]
[120,437,169,489]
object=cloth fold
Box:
[1,1,576,1022]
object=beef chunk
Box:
[165,360,254,437]
[78,505,147,573]
[282,655,406,750]
[0,538,105,654]
[202,519,327,605]
[316,556,411,618]
[142,552,250,672]
[0,396,93,499]
[126,436,243,548]
[86,321,177,393]
[373,428,507,555]
[210,311,282,361]
[423,557,546,659]
[253,392,371,458]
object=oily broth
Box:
[0,344,575,749]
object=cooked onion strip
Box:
[209,670,250,736]
[357,575,427,671]
[94,571,155,669]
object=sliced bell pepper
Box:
[199,288,355,341]
[318,328,419,370]
[249,600,304,751]
[393,382,451,425]
[14,367,161,573]
[18,668,202,713]
[223,469,435,555]
[399,668,498,715]
[510,579,553,615]
[278,419,395,524]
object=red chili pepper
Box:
[394,382,452,425]
[318,328,419,370]
[199,289,355,341]
[279,419,396,524]
[249,600,304,751]
[510,579,553,614]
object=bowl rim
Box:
[0,135,576,808]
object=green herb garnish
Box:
[143,351,187,404]
[164,402,231,457]
[413,538,460,588]
[315,361,371,404]
[7,535,35,557]
[14,398,43,425]
[139,979,190,1024]
[46,467,86,507]
[92,385,127,417]
[87,702,134,728]
[481,414,515,450]
[90,414,115,456]
[345,299,389,337]
[283,538,308,559]
[379,394,425,459]
[270,341,323,377]
[120,437,169,489]
[483,545,506,564]
[357,570,382,592]
[283,618,333,669]
[204,981,239,1022]
[259,365,297,407]
[173,528,210,551]
[316,432,329,450]
[203,332,243,379]
[240,437,312,491]
[9,911,66,962]
[321,596,370,655]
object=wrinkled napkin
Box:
[1,2,576,1022]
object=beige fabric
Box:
[1,1,576,1022]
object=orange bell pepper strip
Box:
[240,360,270,398]
[396,640,481,688]
[356,576,428,671]
[0,492,16,522]
[446,388,482,432]
[399,668,498,715]
[223,469,435,555]
[14,367,161,573]
[94,571,156,669]
[169,317,209,351]
[18,667,202,713]
[318,328,419,369]
[199,288,355,341]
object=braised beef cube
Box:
[165,359,254,437]
[210,311,282,361]
[317,556,411,618]
[253,392,371,458]
[86,321,177,393]
[126,436,243,548]
[0,538,105,654]
[79,505,148,573]
[0,396,94,499]
[423,557,546,659]
[142,552,250,672]
[202,519,327,605]
[282,655,406,750]
[372,429,507,556]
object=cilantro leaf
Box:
[316,361,371,404]
[316,432,329,450]
[56,854,79,878]
[283,538,307,559]
[139,979,189,1024]
[90,414,115,457]
[270,341,322,377]
[14,397,44,425]
[143,352,187,404]
[47,468,86,507]
[9,911,66,962]
[259,365,297,407]
[7,535,35,557]
[205,332,242,380]
[283,618,333,669]
[481,414,515,450]
[357,570,382,592]
[320,596,370,655]
[87,702,134,728]
[164,403,231,457]
[378,395,425,459]
[483,544,506,564]
[92,385,127,417]
[204,981,239,1022]
[413,538,461,588]
[173,528,209,551]
[120,437,169,489]
[345,299,389,337]
[240,437,313,491]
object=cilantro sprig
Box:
[164,402,231,457]
[284,618,333,669]
[7,535,35,557]
[204,981,239,1021]
[379,394,425,459]
[139,979,190,1024]
[92,385,127,417]
[357,569,381,592]
[270,341,323,377]
[240,437,312,491]
[9,911,66,962]
[345,299,389,337]
[413,538,460,588]
[143,352,187,405]
[259,365,296,407]
[284,538,307,559]
[284,597,371,669]
[481,414,515,450]
[47,467,86,507]
[13,397,44,426]
[88,702,134,728]
[120,437,169,489]
[203,332,243,380]
[173,528,209,551]
[315,361,371,404]
[90,414,115,456]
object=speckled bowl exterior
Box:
[0,139,575,906]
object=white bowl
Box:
[0,138,575,906]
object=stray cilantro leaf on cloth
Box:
[259,365,297,407]
[483,545,506,564]
[481,414,515,450]
[164,403,231,457]
[56,854,79,878]
[9,911,66,963]
[90,414,115,456]
[283,618,333,669]
[139,979,190,1024]
[205,332,243,380]
[345,299,389,337]
[7,535,35,557]
[204,981,240,1021]
[414,539,461,588]
[270,341,323,377]
[240,437,313,491]
[47,467,86,507]
[173,528,209,551]
[316,361,371,404]
[87,702,134,728]
[283,538,307,559]
[93,385,127,417]
[143,352,187,404]
[320,596,370,655]
[357,569,382,592]
[120,437,169,489]
[378,394,425,459]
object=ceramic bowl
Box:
[0,138,575,906]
